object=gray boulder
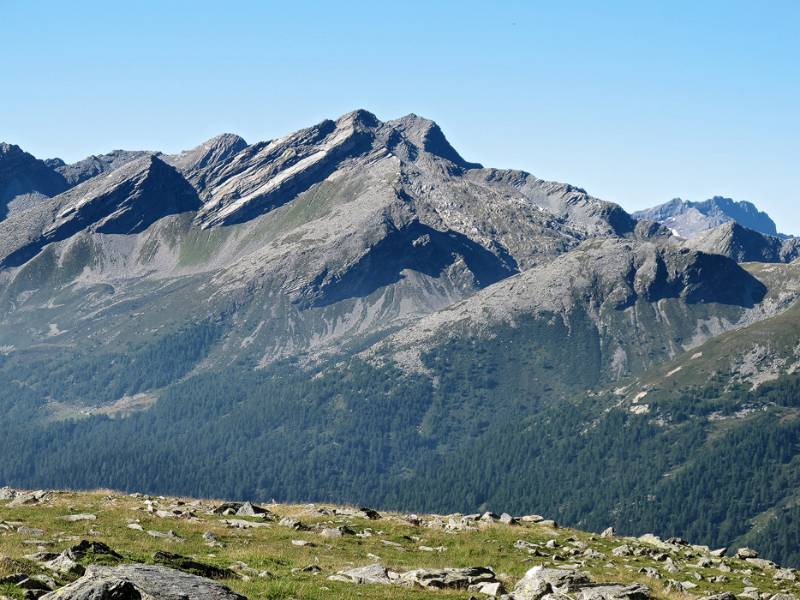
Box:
[736,547,759,559]
[576,584,651,600]
[512,566,591,599]
[328,563,392,585]
[40,564,245,599]
[398,566,496,589]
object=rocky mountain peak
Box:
[386,113,481,169]
[166,133,248,174]
[335,108,382,130]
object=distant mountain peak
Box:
[633,196,779,238]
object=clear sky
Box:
[2,0,798,232]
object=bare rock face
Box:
[40,564,246,600]
[0,142,67,220]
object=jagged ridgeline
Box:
[1,111,800,567]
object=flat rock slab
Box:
[41,564,246,600]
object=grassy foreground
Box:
[1,489,799,599]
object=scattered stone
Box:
[737,547,759,559]
[319,525,354,538]
[235,502,273,519]
[637,534,671,550]
[329,563,393,585]
[512,566,591,599]
[333,507,382,520]
[8,491,50,507]
[292,564,322,575]
[664,580,684,593]
[418,545,447,552]
[147,529,186,541]
[637,567,661,579]
[612,544,633,557]
[398,566,496,589]
[537,519,558,528]
[17,527,45,536]
[210,502,243,515]
[40,564,245,599]
[710,547,728,557]
[471,580,504,596]
[499,513,518,525]
[747,557,777,569]
[520,515,544,523]
[127,523,144,531]
[680,580,698,590]
[663,557,679,573]
[696,557,713,568]
[774,568,797,581]
[698,593,736,600]
[575,583,651,600]
[59,513,97,522]
[291,540,315,547]
[278,517,309,530]
[601,527,615,538]
[220,519,268,529]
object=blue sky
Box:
[1,0,798,232]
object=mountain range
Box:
[1,110,800,567]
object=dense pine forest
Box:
[1,315,799,566]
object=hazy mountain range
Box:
[2,110,800,566]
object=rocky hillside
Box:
[1,487,799,600]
